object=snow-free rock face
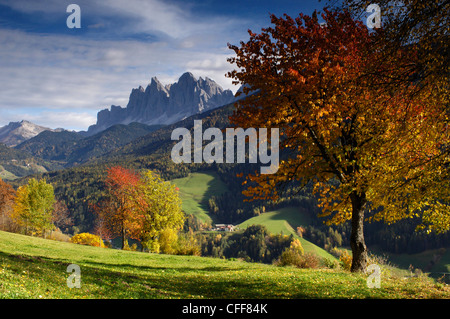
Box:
[87,72,235,135]
[0,120,62,147]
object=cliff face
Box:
[87,72,235,135]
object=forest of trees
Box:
[4,144,450,258]
[92,166,185,252]
[198,225,294,263]
[0,177,72,237]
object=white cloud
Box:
[23,111,97,131]
[0,30,239,130]
[0,0,248,130]
[0,107,97,131]
[102,0,245,40]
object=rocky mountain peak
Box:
[0,120,60,147]
[147,77,169,95]
[87,72,236,135]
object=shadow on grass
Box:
[1,251,313,298]
[73,259,318,298]
[265,207,313,228]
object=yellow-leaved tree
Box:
[138,170,185,253]
[227,9,450,271]
[94,166,185,252]
[11,178,55,237]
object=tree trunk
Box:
[350,191,368,272]
[122,226,126,250]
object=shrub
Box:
[145,240,160,253]
[277,247,303,267]
[176,231,201,256]
[276,251,321,269]
[290,238,304,255]
[275,239,321,268]
[71,232,105,248]
[339,250,352,271]
[47,230,71,242]
[300,253,321,268]
[329,247,353,270]
[159,228,179,254]
[323,257,340,269]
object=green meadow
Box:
[172,172,228,223]
[239,207,334,260]
[0,230,449,299]
[1,172,449,299]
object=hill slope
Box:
[0,120,61,147]
[239,207,334,260]
[16,122,163,166]
[0,230,448,299]
[172,172,229,223]
[0,143,62,180]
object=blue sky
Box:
[0,0,329,131]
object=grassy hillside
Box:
[171,173,333,260]
[0,164,19,180]
[239,207,334,260]
[172,172,228,223]
[381,248,450,282]
[0,230,449,299]
[0,143,61,180]
[239,207,312,233]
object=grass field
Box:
[172,172,228,223]
[239,207,334,260]
[239,207,313,233]
[0,230,449,299]
[381,248,450,282]
[0,166,17,180]
[172,173,333,259]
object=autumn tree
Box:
[0,178,16,232]
[227,9,450,271]
[138,170,185,253]
[341,0,449,98]
[93,207,113,245]
[52,200,73,233]
[94,166,185,252]
[11,178,56,236]
[94,166,144,249]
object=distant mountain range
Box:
[0,72,236,146]
[0,121,164,179]
[16,122,163,166]
[87,72,236,135]
[0,120,65,147]
[0,72,237,179]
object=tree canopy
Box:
[227,9,450,271]
[93,166,185,252]
[11,178,55,236]
[0,178,16,232]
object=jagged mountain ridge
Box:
[87,72,236,135]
